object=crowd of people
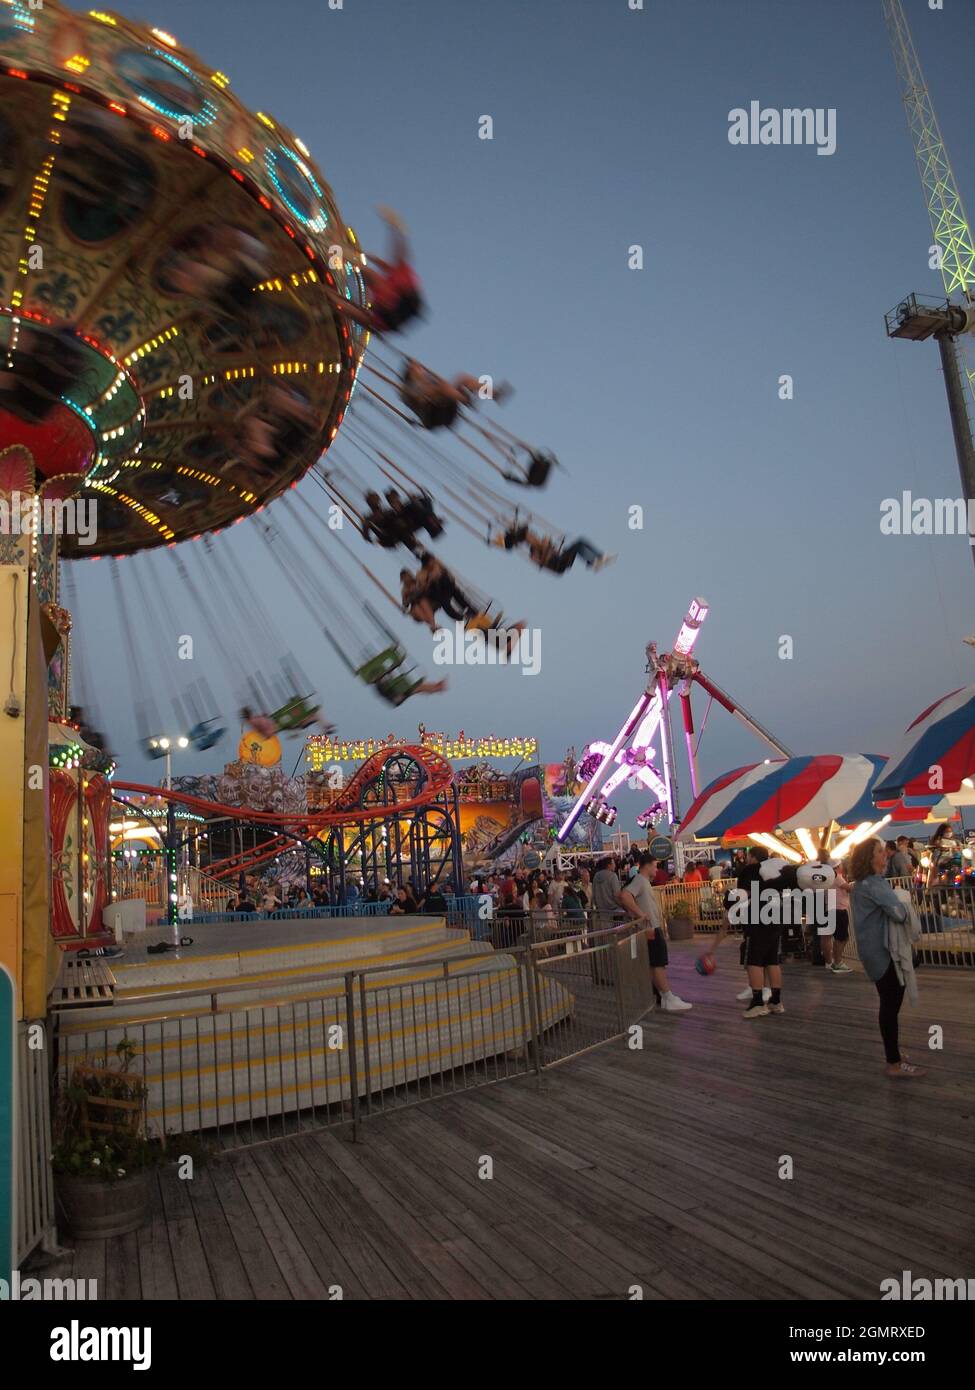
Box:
[210,823,949,1082]
[223,877,451,916]
[706,834,928,1079]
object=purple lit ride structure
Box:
[557,598,794,843]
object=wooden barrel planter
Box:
[666,902,695,941]
[53,1053,150,1238]
[55,1171,149,1239]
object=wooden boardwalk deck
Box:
[42,941,975,1300]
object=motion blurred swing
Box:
[327,374,596,582]
[162,545,322,741]
[130,557,228,752]
[360,345,559,488]
[197,537,323,735]
[252,500,442,707]
[305,468,520,637]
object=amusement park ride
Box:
[0,0,617,995]
[557,598,792,846]
[0,0,375,1014]
[0,0,972,1284]
[0,8,608,1271]
[882,0,975,569]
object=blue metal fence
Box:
[184,896,484,931]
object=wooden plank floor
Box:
[39,941,975,1299]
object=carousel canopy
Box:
[676,754,889,842]
[0,0,365,556]
[873,685,975,802]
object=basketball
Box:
[695,953,716,976]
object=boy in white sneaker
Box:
[620,854,692,1012]
[709,847,772,1003]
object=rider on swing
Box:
[241,698,335,739]
[401,553,478,632]
[399,360,513,432]
[362,489,444,554]
[323,207,425,336]
[492,521,614,573]
[355,645,446,704]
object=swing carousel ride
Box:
[0,0,611,763]
[0,2,615,968]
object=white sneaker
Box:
[737,986,772,1001]
[660,993,692,1012]
[736,986,751,1001]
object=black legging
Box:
[875,959,905,1064]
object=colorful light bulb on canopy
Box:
[0,0,368,557]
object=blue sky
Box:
[68,0,975,831]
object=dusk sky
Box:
[67,0,975,832]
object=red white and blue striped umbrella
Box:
[873,686,975,801]
[676,754,888,842]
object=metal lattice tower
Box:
[883,0,975,567]
[883,0,975,306]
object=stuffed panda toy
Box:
[796,860,837,937]
[796,861,837,892]
[758,855,798,891]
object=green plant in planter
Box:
[52,1039,157,1238]
[51,1132,160,1184]
[667,896,696,942]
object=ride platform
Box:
[55,915,572,1135]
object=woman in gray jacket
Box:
[849,837,925,1079]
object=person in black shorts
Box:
[741,857,791,1019]
[619,854,692,1012]
[713,846,772,1007]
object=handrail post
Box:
[357,973,373,1118]
[344,971,361,1142]
[522,924,544,1086]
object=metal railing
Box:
[862,876,975,968]
[51,919,655,1150]
[111,862,243,916]
[654,877,733,932]
[172,894,482,932]
[16,1020,56,1264]
[650,873,973,970]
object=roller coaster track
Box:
[114,743,456,877]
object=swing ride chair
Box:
[354,646,403,683]
[186,718,226,751]
[270,695,321,734]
